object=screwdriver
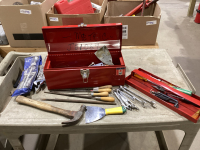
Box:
[134,73,192,95]
[55,85,113,93]
[45,91,114,102]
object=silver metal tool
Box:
[118,90,135,102]
[117,90,132,110]
[117,89,139,110]
[113,89,139,111]
[113,90,127,109]
[89,62,105,67]
[123,86,156,108]
[114,90,130,110]
[119,86,147,108]
[88,62,95,66]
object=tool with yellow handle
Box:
[85,106,126,123]
[93,88,112,93]
[134,73,192,95]
[192,110,200,119]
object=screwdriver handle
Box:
[92,92,109,97]
[94,97,115,102]
[134,73,147,81]
[192,110,200,119]
[93,88,112,93]
[94,85,112,89]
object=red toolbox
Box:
[126,68,200,123]
[54,0,94,14]
[42,23,125,90]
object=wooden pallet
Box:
[0,43,159,57]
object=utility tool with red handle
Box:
[124,0,158,16]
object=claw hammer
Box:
[16,96,86,126]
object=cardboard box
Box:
[104,1,161,46]
[46,0,107,26]
[42,23,125,89]
[0,0,58,48]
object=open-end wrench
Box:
[115,90,132,110]
[113,90,127,109]
[119,90,135,102]
[119,86,147,108]
[122,86,156,108]
[117,89,139,110]
[116,89,132,110]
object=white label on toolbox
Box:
[122,25,128,39]
[49,17,59,22]
[146,20,157,26]
[20,9,31,14]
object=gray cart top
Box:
[0,49,195,131]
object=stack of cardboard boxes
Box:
[0,0,161,48]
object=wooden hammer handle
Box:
[16,96,75,119]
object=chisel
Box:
[41,98,116,105]
[45,91,109,97]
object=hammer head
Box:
[61,105,86,126]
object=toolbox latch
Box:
[80,69,90,83]
[78,23,87,27]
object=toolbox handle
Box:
[176,63,196,94]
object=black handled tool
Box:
[153,85,199,108]
[151,91,179,108]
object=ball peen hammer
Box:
[16,96,86,126]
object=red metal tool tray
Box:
[42,23,125,90]
[125,68,200,123]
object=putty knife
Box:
[85,106,126,124]
[94,46,114,65]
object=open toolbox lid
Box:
[42,23,122,54]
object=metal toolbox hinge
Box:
[80,69,90,83]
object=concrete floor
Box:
[157,0,200,150]
[3,0,200,150]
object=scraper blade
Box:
[94,46,114,65]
